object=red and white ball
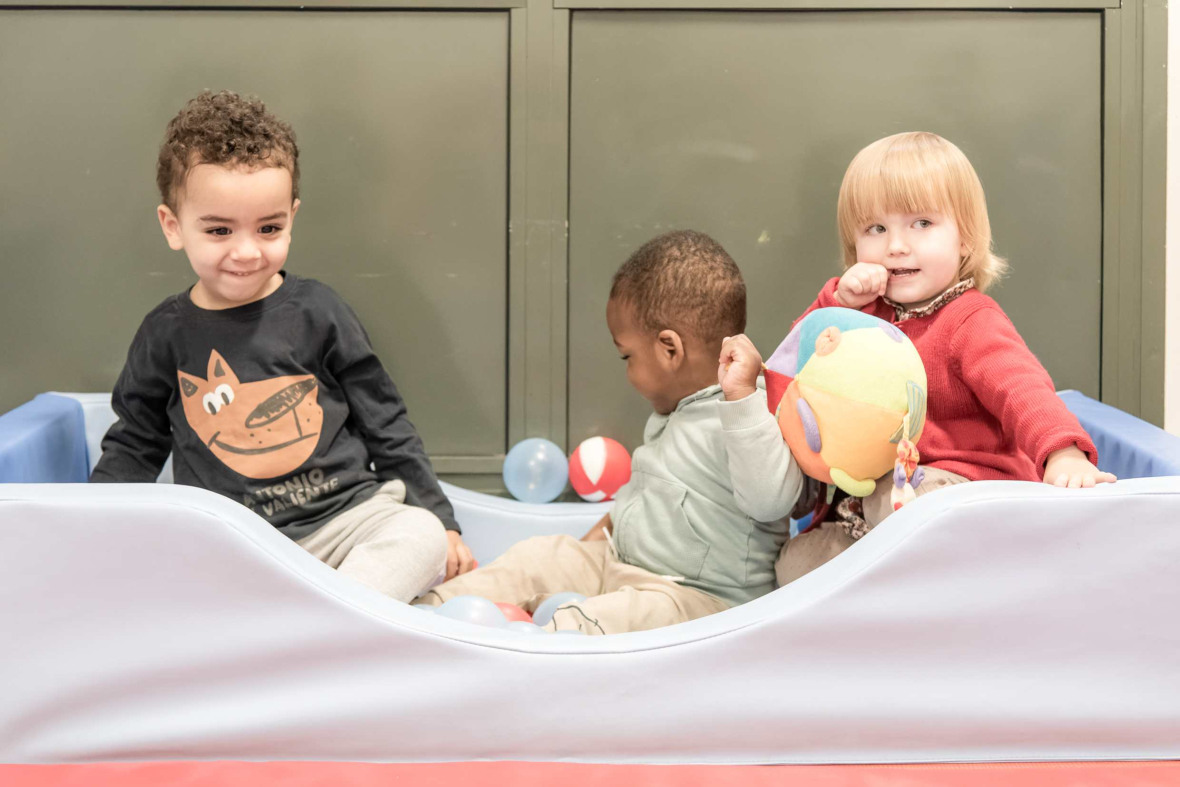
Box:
[568,436,632,502]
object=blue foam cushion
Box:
[1059,390,1180,479]
[0,394,89,483]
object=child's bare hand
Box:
[445,530,476,580]
[718,334,762,402]
[836,262,889,308]
[1043,445,1117,488]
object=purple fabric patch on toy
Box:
[911,466,925,489]
[881,323,905,343]
[796,397,821,453]
[765,327,802,377]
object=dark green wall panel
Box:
[569,10,1102,449]
[0,10,509,457]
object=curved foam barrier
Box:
[3,478,1180,763]
[443,482,606,564]
[1,393,1179,764]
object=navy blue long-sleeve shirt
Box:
[91,273,459,540]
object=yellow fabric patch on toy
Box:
[764,307,928,501]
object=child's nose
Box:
[887,233,910,255]
[231,238,262,262]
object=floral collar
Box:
[884,277,976,323]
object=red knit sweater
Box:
[801,278,1097,482]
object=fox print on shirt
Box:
[178,350,323,480]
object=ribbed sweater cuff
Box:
[718,389,772,431]
[1034,432,1099,471]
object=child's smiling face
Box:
[158,163,299,310]
[854,209,967,310]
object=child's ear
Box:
[289,198,301,228]
[157,204,185,251]
[656,329,685,368]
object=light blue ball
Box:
[505,621,547,635]
[503,438,569,503]
[435,595,509,629]
[532,591,588,626]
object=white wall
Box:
[1168,3,1179,435]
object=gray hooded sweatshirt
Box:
[611,384,803,606]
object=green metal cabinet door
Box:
[0,10,508,461]
[569,11,1101,451]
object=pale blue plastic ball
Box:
[505,620,547,635]
[435,595,509,629]
[503,438,569,503]
[532,591,588,626]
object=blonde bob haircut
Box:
[836,131,1008,293]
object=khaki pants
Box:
[298,480,447,603]
[416,535,729,635]
[775,468,968,587]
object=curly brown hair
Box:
[156,90,299,212]
[609,230,746,344]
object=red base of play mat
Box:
[3,761,1179,786]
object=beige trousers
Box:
[416,534,730,635]
[775,467,969,587]
[298,480,448,603]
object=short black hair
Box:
[157,90,299,212]
[609,230,746,343]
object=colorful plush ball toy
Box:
[568,437,632,502]
[763,307,927,500]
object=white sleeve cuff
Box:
[718,389,774,432]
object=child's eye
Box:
[914,219,933,229]
[866,224,885,235]
[259,224,283,235]
[619,355,630,361]
[205,227,230,237]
